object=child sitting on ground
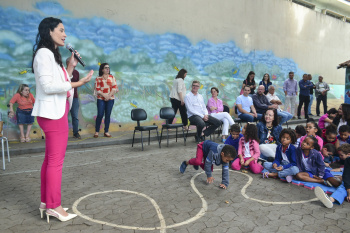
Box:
[299,121,324,152]
[224,124,243,152]
[294,125,306,148]
[295,136,341,187]
[314,144,350,208]
[337,125,350,148]
[322,124,339,148]
[321,143,336,167]
[179,140,236,189]
[231,123,263,174]
[262,128,299,183]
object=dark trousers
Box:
[170,98,188,126]
[95,99,114,133]
[297,95,310,118]
[189,115,221,138]
[316,95,327,116]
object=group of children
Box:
[179,120,350,208]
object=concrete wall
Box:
[0,0,348,140]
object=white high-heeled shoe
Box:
[39,203,69,219]
[46,209,77,223]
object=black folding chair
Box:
[131,108,160,151]
[159,107,186,147]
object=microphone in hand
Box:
[66,43,85,67]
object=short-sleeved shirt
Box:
[236,95,253,115]
[95,75,118,100]
[10,93,35,110]
[169,78,186,101]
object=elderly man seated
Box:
[265,85,293,124]
[236,86,262,122]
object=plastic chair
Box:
[159,107,186,147]
[0,112,10,170]
[131,108,160,151]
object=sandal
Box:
[93,132,99,138]
[20,137,26,143]
[263,172,269,178]
[104,132,112,137]
[25,137,31,143]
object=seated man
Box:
[185,80,221,142]
[236,86,262,122]
[254,85,293,124]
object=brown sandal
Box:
[104,132,112,137]
[93,133,99,138]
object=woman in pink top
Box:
[318,108,337,130]
[9,84,35,142]
[207,87,234,142]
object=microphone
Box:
[66,43,85,67]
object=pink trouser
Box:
[231,157,263,174]
[37,101,69,209]
[188,142,205,169]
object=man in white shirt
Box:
[266,85,293,124]
[185,80,221,142]
[236,86,262,122]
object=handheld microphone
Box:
[66,43,85,67]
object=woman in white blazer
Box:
[32,17,93,223]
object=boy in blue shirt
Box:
[179,140,237,189]
[315,144,350,208]
[224,124,243,152]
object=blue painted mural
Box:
[0,2,344,138]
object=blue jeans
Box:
[238,113,262,122]
[331,182,347,205]
[308,94,314,114]
[95,99,114,133]
[70,98,79,134]
[263,161,299,178]
[277,110,293,124]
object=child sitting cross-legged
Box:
[321,143,336,167]
[179,140,237,189]
[224,124,243,152]
[295,136,341,187]
[262,128,299,183]
[337,125,350,148]
[300,121,324,152]
[231,123,263,174]
[314,144,350,208]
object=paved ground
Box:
[1,132,350,233]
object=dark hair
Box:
[32,17,63,72]
[327,108,337,115]
[323,143,336,155]
[325,124,337,136]
[305,135,320,151]
[262,73,271,83]
[306,118,315,123]
[211,87,219,94]
[261,109,279,127]
[176,69,187,79]
[341,103,350,121]
[306,121,322,137]
[295,125,306,136]
[245,71,255,83]
[302,74,308,78]
[230,124,241,133]
[16,84,30,96]
[279,128,297,144]
[99,63,110,76]
[289,71,294,75]
[338,143,350,155]
[244,124,259,143]
[221,145,237,159]
[339,125,350,133]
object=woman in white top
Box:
[32,17,93,223]
[169,69,188,130]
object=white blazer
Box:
[32,48,74,119]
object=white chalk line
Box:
[72,169,317,231]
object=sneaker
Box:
[314,186,333,208]
[179,161,188,174]
[298,116,301,119]
[286,175,293,183]
[309,113,314,116]
[73,133,81,139]
[193,165,199,170]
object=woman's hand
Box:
[80,70,93,84]
[181,100,185,106]
[244,160,250,166]
[8,111,14,119]
[210,106,217,111]
[240,158,244,165]
[68,51,79,68]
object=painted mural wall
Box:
[0,0,348,140]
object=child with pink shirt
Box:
[231,123,263,174]
[299,121,324,153]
